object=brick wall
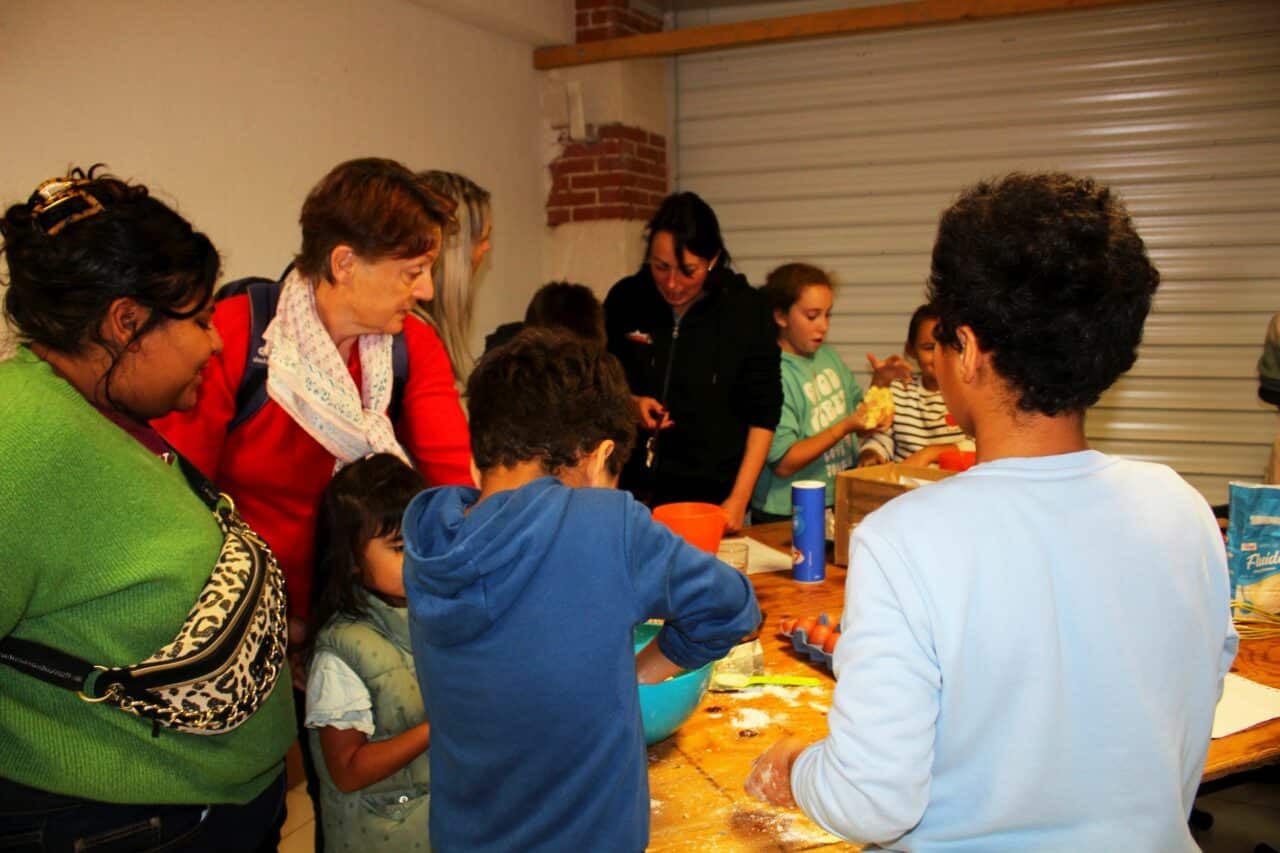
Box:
[575,0,662,43]
[547,123,667,226]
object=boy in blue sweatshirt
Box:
[403,328,760,852]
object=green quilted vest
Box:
[308,593,431,852]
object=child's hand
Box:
[857,448,888,468]
[904,444,952,467]
[745,736,808,807]
[866,352,912,388]
[850,388,894,433]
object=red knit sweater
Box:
[155,294,472,617]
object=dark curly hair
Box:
[467,327,636,476]
[2,165,218,355]
[295,158,456,283]
[306,453,426,663]
[927,173,1159,416]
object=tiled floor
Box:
[277,783,315,853]
[275,765,1280,851]
[1194,767,1280,852]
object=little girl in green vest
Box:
[750,263,890,523]
[304,453,432,852]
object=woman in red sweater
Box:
[156,158,474,641]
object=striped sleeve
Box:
[866,380,966,463]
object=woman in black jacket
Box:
[604,192,782,531]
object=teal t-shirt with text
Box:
[752,345,864,516]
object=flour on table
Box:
[729,807,841,846]
[733,707,782,729]
[757,684,825,707]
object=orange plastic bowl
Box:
[938,449,977,472]
[652,502,728,553]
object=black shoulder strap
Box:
[227,279,283,433]
[388,332,409,425]
[171,447,222,511]
[0,635,95,692]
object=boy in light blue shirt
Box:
[747,173,1237,852]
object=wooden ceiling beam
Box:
[534,0,1163,69]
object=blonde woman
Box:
[415,171,492,380]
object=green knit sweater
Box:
[0,347,295,804]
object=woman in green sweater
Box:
[0,169,295,850]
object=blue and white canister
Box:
[791,480,826,583]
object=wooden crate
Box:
[833,463,954,565]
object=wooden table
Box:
[646,522,858,852]
[1206,639,1280,781]
[645,522,1280,850]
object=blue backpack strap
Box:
[388,332,409,425]
[220,273,412,433]
[222,278,282,433]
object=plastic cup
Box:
[791,480,826,583]
[652,502,729,553]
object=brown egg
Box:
[823,629,840,655]
[808,623,831,647]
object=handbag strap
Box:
[0,635,93,691]
[0,635,142,700]
[167,444,222,511]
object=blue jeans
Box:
[0,772,285,852]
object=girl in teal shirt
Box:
[751,264,888,522]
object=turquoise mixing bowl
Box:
[634,623,713,745]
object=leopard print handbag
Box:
[0,456,288,735]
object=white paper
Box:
[1212,673,1280,738]
[718,536,794,575]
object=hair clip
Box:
[30,177,104,237]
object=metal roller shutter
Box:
[674,0,1280,503]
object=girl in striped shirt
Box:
[859,304,968,466]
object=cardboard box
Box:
[834,464,955,565]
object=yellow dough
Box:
[860,386,895,428]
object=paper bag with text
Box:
[1228,482,1280,616]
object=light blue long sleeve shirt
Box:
[792,450,1237,852]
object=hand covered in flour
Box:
[745,736,808,808]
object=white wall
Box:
[539,57,674,295]
[0,0,572,358]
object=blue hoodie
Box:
[403,477,760,852]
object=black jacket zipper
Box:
[647,320,681,469]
